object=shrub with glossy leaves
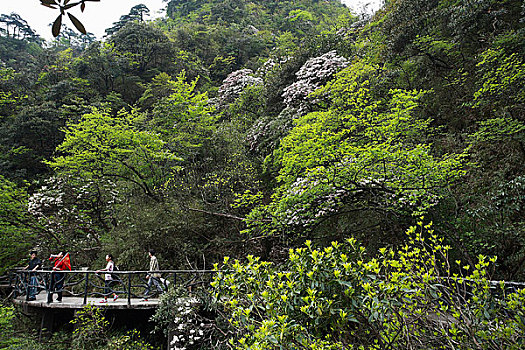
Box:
[211,222,525,349]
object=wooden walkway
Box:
[8,269,213,314]
[13,293,160,309]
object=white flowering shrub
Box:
[255,56,291,78]
[282,50,348,114]
[216,69,263,106]
[27,177,65,218]
[246,107,295,155]
[168,300,204,350]
[153,287,215,350]
[28,176,119,255]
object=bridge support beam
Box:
[38,309,54,341]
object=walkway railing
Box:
[11,268,525,308]
[10,269,215,306]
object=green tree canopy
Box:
[46,107,180,200]
[243,62,465,240]
[0,176,35,272]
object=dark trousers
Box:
[104,280,115,297]
[28,276,38,299]
[47,272,64,302]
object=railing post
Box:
[13,272,19,298]
[9,272,14,298]
[172,272,177,289]
[25,272,30,301]
[83,272,89,305]
[127,273,131,307]
[47,271,54,303]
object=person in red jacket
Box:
[47,252,70,303]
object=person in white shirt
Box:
[96,254,118,303]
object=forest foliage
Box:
[0,0,524,348]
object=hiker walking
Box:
[96,254,119,303]
[24,251,41,301]
[141,249,163,301]
[47,252,71,303]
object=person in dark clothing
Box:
[24,251,41,301]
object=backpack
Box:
[110,264,120,281]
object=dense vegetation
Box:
[1,0,524,348]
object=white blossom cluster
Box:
[281,169,406,227]
[169,299,206,350]
[256,56,291,77]
[281,175,350,227]
[27,176,119,240]
[246,108,295,153]
[282,50,349,114]
[216,68,263,106]
[28,182,64,217]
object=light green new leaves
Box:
[474,47,525,112]
[46,108,180,199]
[213,223,525,349]
[263,62,465,231]
[0,68,18,109]
[148,72,216,158]
[469,117,525,145]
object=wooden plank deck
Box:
[13,293,160,309]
